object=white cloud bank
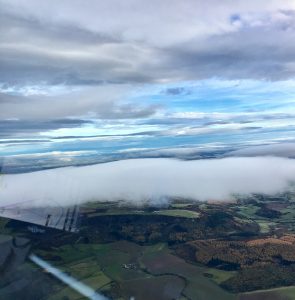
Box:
[1,157,295,207]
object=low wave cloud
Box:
[1,157,295,207]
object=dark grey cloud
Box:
[1,0,295,87]
[0,9,125,86]
[0,87,158,121]
[163,87,191,96]
[0,7,155,86]
[166,27,295,81]
[0,119,93,137]
[227,143,295,158]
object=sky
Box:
[1,1,295,174]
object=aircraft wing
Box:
[0,203,80,232]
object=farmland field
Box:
[2,195,295,299]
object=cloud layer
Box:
[1,0,295,86]
[1,157,295,207]
[227,143,295,158]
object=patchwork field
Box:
[3,194,295,299]
[35,240,238,300]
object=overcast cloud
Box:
[0,86,158,121]
[1,0,295,86]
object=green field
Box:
[83,204,201,219]
[204,268,237,285]
[153,209,200,218]
[237,205,259,219]
[257,220,276,233]
[240,285,295,300]
[35,240,236,300]
[171,203,192,208]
